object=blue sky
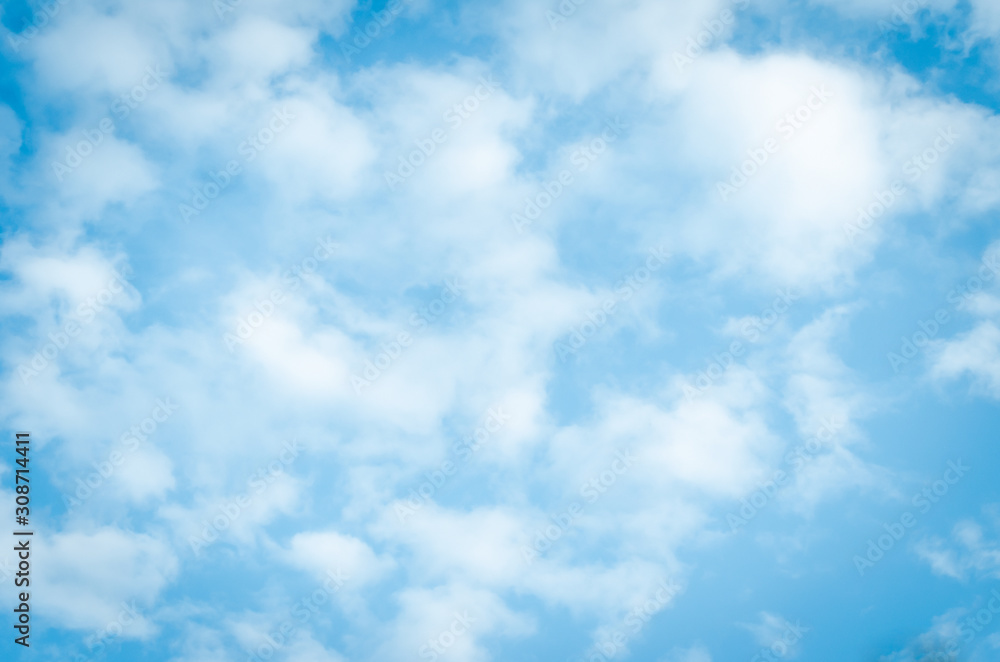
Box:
[1,0,1000,660]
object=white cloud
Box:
[645,51,992,288]
[916,511,1000,581]
[159,469,304,551]
[114,446,177,503]
[878,607,967,662]
[373,583,534,662]
[499,0,729,100]
[931,321,1000,397]
[373,504,528,588]
[34,527,178,633]
[211,17,316,83]
[551,371,778,501]
[931,241,1000,398]
[970,0,1000,39]
[26,9,163,93]
[284,530,394,586]
[47,133,160,214]
[252,81,377,201]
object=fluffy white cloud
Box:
[284,530,394,586]
[931,242,1000,397]
[498,0,730,100]
[970,0,1000,39]
[917,511,1000,581]
[373,583,534,662]
[550,371,778,501]
[646,51,994,287]
[33,527,178,633]
[932,321,1000,397]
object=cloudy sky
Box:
[2,0,1000,660]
